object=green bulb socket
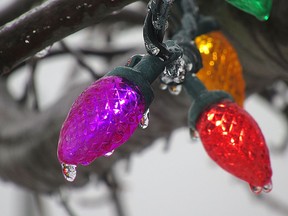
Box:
[183,74,233,130]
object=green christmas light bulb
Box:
[226,0,272,21]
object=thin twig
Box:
[33,193,46,216]
[10,46,135,75]
[258,87,288,154]
[59,189,78,216]
[104,171,126,216]
[256,195,288,216]
[29,59,40,111]
[17,58,39,110]
[105,7,146,25]
[60,41,101,79]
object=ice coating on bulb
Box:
[139,109,150,129]
[57,76,145,166]
[196,100,272,191]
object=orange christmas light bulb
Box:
[195,31,245,106]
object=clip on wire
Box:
[143,0,175,61]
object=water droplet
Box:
[139,109,150,129]
[35,45,52,58]
[190,129,199,140]
[168,85,182,95]
[152,20,161,30]
[145,43,160,56]
[25,40,30,44]
[249,184,262,194]
[151,47,160,55]
[186,63,193,72]
[159,83,168,90]
[61,163,77,182]
[66,16,71,19]
[104,150,114,157]
[165,21,169,31]
[263,182,273,193]
[43,25,51,30]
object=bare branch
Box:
[59,41,101,79]
[103,171,126,216]
[12,47,135,74]
[0,0,137,75]
[256,195,288,216]
[28,59,40,111]
[105,6,146,25]
[59,189,78,216]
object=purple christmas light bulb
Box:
[57,76,146,181]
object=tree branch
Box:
[0,0,137,75]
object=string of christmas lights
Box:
[57,0,273,194]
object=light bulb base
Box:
[183,74,233,129]
[106,54,168,110]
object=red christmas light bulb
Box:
[196,99,272,193]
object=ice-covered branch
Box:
[0,0,137,75]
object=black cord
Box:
[143,0,174,60]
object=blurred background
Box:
[1,0,288,215]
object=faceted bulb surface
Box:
[195,31,245,106]
[196,100,272,189]
[57,76,145,166]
